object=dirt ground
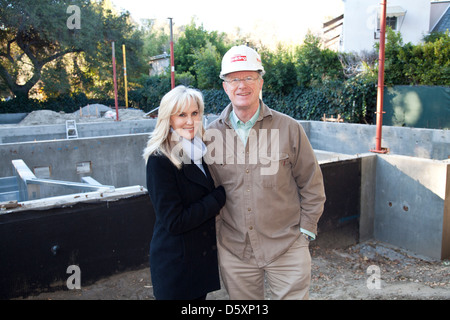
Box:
[16,239,449,300]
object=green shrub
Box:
[1,77,376,125]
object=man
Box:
[206,45,326,300]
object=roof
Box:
[149,53,170,62]
[432,5,450,32]
[377,6,407,17]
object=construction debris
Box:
[322,113,344,122]
[0,200,21,210]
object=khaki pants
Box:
[217,235,311,300]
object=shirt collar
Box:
[229,104,261,128]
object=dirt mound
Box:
[16,106,146,126]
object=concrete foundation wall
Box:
[307,121,449,160]
[0,113,28,125]
[1,120,449,260]
[0,134,150,198]
[0,119,157,144]
[359,153,377,243]
[0,187,154,299]
[2,119,448,160]
[373,155,450,260]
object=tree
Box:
[380,28,450,86]
[141,19,170,59]
[378,27,407,85]
[260,44,297,95]
[0,0,145,99]
[193,42,222,90]
[174,19,230,85]
[294,32,344,87]
[400,31,450,86]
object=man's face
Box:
[222,71,263,112]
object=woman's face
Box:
[170,99,201,140]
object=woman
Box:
[143,85,225,300]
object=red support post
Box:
[371,0,388,154]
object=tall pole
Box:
[122,44,128,108]
[371,0,388,153]
[112,41,119,121]
[168,17,175,89]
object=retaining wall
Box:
[2,118,449,160]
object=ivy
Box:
[200,79,377,124]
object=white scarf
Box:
[181,135,207,175]
[181,135,206,164]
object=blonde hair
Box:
[142,85,205,168]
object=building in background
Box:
[323,0,450,52]
[148,52,170,76]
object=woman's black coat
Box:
[146,153,223,300]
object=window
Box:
[375,15,399,39]
[378,16,398,31]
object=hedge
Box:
[201,78,376,124]
[0,78,377,124]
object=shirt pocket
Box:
[259,152,290,188]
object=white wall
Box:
[341,0,431,53]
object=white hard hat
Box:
[220,45,265,79]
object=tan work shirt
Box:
[205,102,326,267]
